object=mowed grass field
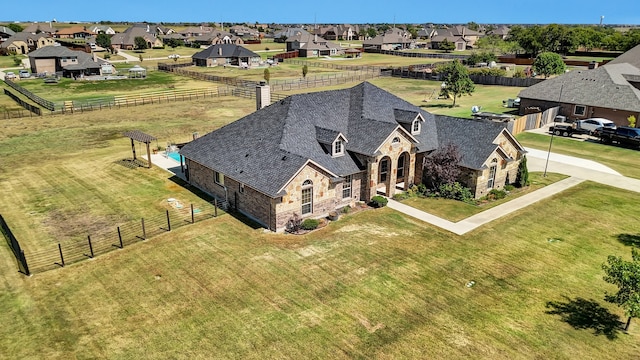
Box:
[0,88,639,357]
[14,67,218,103]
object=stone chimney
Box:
[256,81,271,110]
[93,52,97,62]
[218,46,222,56]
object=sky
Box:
[3,0,639,25]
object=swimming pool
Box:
[167,152,181,163]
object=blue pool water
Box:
[167,152,181,163]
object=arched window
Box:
[301,180,313,215]
[487,158,498,189]
[392,137,400,145]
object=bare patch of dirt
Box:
[42,208,128,240]
[355,313,385,333]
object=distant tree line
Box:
[506,24,640,56]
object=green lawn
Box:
[369,77,523,118]
[0,95,639,358]
[516,132,640,179]
[400,172,568,221]
[13,67,218,103]
[0,54,25,68]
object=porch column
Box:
[367,157,378,200]
[389,157,398,197]
[406,152,416,190]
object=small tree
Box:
[422,143,462,191]
[139,54,144,62]
[439,38,456,52]
[96,33,111,49]
[12,55,22,66]
[515,156,529,187]
[602,249,640,331]
[439,60,475,107]
[302,64,308,78]
[134,36,148,51]
[263,68,270,83]
[533,52,566,78]
[628,115,637,128]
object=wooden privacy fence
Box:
[365,48,470,60]
[283,59,385,73]
[506,106,559,135]
[389,67,545,87]
[9,201,223,275]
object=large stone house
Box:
[0,32,56,54]
[430,26,484,51]
[179,82,525,232]
[363,28,413,50]
[110,26,163,50]
[518,44,640,126]
[285,33,343,57]
[192,44,260,67]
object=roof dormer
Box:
[394,109,425,135]
[315,126,348,157]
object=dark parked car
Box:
[594,126,640,148]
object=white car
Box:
[168,54,180,59]
[576,118,616,134]
[5,71,16,80]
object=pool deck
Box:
[144,153,186,181]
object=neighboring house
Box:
[518,44,640,126]
[286,33,342,57]
[89,25,116,35]
[179,25,214,37]
[273,27,311,42]
[28,45,112,77]
[54,26,95,39]
[229,25,259,39]
[0,26,16,43]
[487,25,510,40]
[363,27,413,50]
[192,31,244,46]
[110,26,163,50]
[0,33,55,54]
[22,22,58,36]
[316,24,360,41]
[430,26,483,51]
[192,44,260,67]
[179,82,525,232]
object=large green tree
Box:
[95,33,111,49]
[7,23,23,33]
[533,52,566,78]
[602,249,640,331]
[134,36,148,50]
[439,60,475,107]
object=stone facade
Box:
[364,130,417,198]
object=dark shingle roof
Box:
[434,116,509,170]
[180,82,514,197]
[518,64,640,112]
[192,44,259,60]
[606,43,640,69]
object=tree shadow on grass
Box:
[545,296,623,340]
[419,104,453,109]
[617,233,640,247]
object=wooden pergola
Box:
[123,130,157,168]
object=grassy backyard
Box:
[0,93,639,358]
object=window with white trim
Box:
[573,105,586,116]
[487,159,497,189]
[342,175,352,199]
[239,183,245,194]
[392,137,400,145]
[412,119,421,134]
[380,159,389,182]
[333,139,344,156]
[301,180,313,215]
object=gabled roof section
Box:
[394,109,423,124]
[192,44,260,60]
[315,126,346,145]
[606,43,640,70]
[518,64,640,112]
[434,115,512,170]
